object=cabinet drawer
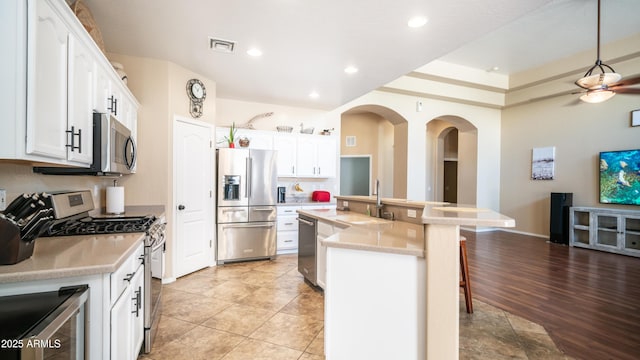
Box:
[277,217,299,231]
[111,242,143,305]
[277,206,301,216]
[277,232,298,250]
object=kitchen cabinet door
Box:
[94,63,112,113]
[296,138,317,177]
[296,136,337,178]
[67,33,94,165]
[110,284,132,360]
[26,0,69,161]
[315,136,337,178]
[131,264,145,356]
[274,134,297,176]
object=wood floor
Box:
[462,229,640,360]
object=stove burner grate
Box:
[46,216,157,236]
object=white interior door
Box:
[174,118,214,278]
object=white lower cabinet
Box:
[276,204,336,256]
[110,243,144,360]
[277,205,301,254]
[316,219,346,290]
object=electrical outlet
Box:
[0,189,6,211]
[343,201,349,207]
[407,209,417,218]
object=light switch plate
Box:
[407,209,417,218]
[0,189,6,211]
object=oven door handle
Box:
[150,235,166,252]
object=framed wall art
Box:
[532,146,555,180]
[631,109,640,127]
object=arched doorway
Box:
[340,105,408,198]
[426,116,477,205]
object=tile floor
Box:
[140,254,570,360]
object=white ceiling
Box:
[83,0,640,110]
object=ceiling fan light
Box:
[575,72,622,89]
[580,90,616,103]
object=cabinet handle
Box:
[318,167,321,175]
[132,286,141,317]
[284,240,293,243]
[292,166,295,174]
[284,222,294,225]
[107,96,115,114]
[65,126,82,153]
[124,273,134,282]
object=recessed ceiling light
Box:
[309,91,319,99]
[344,66,359,74]
[407,16,428,28]
[247,48,262,57]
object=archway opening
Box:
[340,105,408,198]
[426,116,477,205]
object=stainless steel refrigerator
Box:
[216,148,277,264]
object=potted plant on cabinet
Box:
[224,123,237,148]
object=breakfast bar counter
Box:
[302,196,515,360]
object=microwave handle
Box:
[125,136,136,170]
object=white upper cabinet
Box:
[273,133,297,177]
[0,0,138,167]
[296,135,337,178]
[26,0,70,161]
[67,33,95,164]
[214,127,337,178]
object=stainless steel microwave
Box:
[34,113,136,176]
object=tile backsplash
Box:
[277,177,338,203]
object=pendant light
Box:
[575,0,621,94]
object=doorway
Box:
[340,156,371,196]
[173,117,215,278]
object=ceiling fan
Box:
[573,0,640,103]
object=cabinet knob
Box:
[178,204,186,210]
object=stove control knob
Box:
[178,204,185,211]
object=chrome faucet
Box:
[375,179,383,218]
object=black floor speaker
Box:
[550,192,573,244]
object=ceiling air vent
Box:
[209,38,236,53]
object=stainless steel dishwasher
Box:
[298,215,318,285]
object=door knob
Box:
[178,204,185,210]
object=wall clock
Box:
[186,79,206,118]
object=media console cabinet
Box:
[569,207,640,257]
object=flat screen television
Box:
[599,149,640,205]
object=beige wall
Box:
[501,91,640,237]
[341,113,381,195]
[106,53,217,280]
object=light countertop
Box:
[299,198,515,257]
[297,209,425,257]
[0,233,144,284]
[334,196,515,227]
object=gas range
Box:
[45,214,157,237]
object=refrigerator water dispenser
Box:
[223,175,241,200]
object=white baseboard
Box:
[460,226,549,239]
[498,227,549,239]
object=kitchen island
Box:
[298,196,514,360]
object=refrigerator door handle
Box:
[246,157,252,198]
